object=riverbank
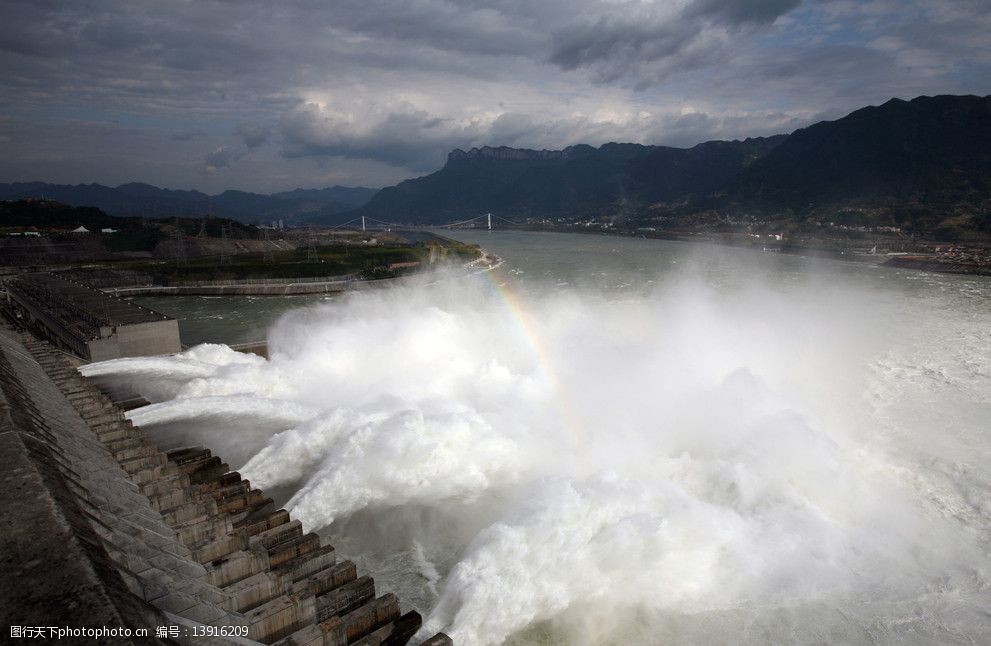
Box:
[491,224,991,278]
[882,255,991,277]
[102,247,501,297]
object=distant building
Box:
[71,225,90,233]
[101,227,118,233]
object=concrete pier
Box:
[0,327,452,645]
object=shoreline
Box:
[451,225,991,278]
[104,247,502,297]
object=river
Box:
[95,230,989,645]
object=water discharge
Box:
[83,233,991,645]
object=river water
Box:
[94,231,990,645]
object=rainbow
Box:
[476,264,590,458]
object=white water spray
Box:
[83,261,991,645]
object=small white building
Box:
[71,226,90,233]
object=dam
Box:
[6,230,990,644]
[0,319,452,645]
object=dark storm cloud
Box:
[549,16,700,76]
[280,102,483,171]
[545,0,804,86]
[0,0,988,190]
[689,0,802,25]
[278,99,809,170]
[236,123,272,149]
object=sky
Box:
[0,0,988,193]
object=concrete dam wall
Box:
[0,327,451,646]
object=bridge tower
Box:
[362,216,366,232]
[487,212,492,230]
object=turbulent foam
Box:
[87,269,991,645]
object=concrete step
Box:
[198,471,244,494]
[84,411,127,426]
[225,571,290,613]
[120,452,169,474]
[274,544,338,584]
[294,560,354,598]
[219,489,267,515]
[163,499,218,526]
[351,610,421,646]
[245,592,317,643]
[206,549,271,588]
[338,594,400,643]
[150,490,196,515]
[105,435,148,453]
[268,533,321,569]
[176,514,233,549]
[186,458,231,486]
[272,623,343,646]
[168,446,212,464]
[131,464,183,487]
[249,519,303,551]
[210,479,250,501]
[167,450,233,484]
[233,497,275,526]
[113,444,160,463]
[192,530,250,564]
[315,576,375,622]
[75,399,119,415]
[241,509,291,537]
[139,471,191,498]
[93,425,139,444]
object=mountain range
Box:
[352,94,990,237]
[0,182,378,224]
[356,136,787,223]
[3,95,989,238]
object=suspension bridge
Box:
[318,212,521,232]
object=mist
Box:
[82,261,991,645]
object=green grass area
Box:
[102,230,163,252]
[128,242,481,283]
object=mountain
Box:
[351,144,638,222]
[0,199,127,231]
[5,95,988,236]
[334,94,989,234]
[349,138,785,224]
[626,136,786,202]
[0,182,378,223]
[731,95,991,209]
[0,198,257,234]
[270,186,378,206]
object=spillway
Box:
[0,324,451,645]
